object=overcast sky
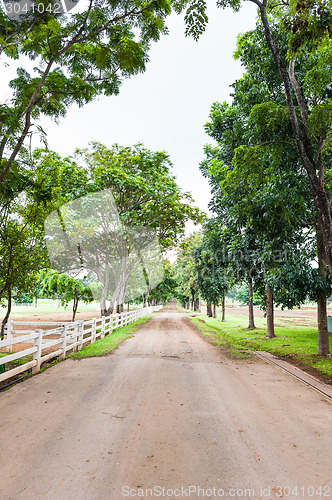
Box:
[1,3,258,213]
[38,3,258,214]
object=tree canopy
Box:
[182,0,332,280]
[0,0,177,183]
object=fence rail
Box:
[0,305,162,384]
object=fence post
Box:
[6,320,12,353]
[32,329,43,375]
[78,320,84,350]
[101,316,106,339]
[59,325,67,361]
[92,318,97,343]
[73,321,79,352]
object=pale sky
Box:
[2,3,258,213]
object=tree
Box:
[75,142,203,248]
[0,0,176,183]
[38,269,94,321]
[201,97,325,340]
[30,144,202,316]
[0,169,48,338]
[174,233,202,310]
[199,20,332,352]
[195,221,230,320]
[183,0,332,280]
[148,261,177,305]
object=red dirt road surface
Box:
[1,303,332,500]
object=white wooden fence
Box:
[0,306,162,384]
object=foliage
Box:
[0,171,49,337]
[173,232,202,307]
[183,0,332,278]
[194,218,230,306]
[199,26,326,313]
[74,142,203,248]
[0,0,176,182]
[148,261,177,304]
[235,284,259,306]
[38,269,94,320]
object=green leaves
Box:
[0,0,176,181]
[249,101,291,138]
[307,99,332,143]
[286,0,332,54]
[184,0,208,40]
[38,269,94,319]
[74,142,203,248]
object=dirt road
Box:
[1,304,332,500]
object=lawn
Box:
[190,313,332,382]
[0,298,101,317]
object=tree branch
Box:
[288,59,309,123]
[0,19,37,55]
[0,58,55,183]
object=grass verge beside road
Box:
[190,314,332,384]
[1,316,151,389]
[69,316,151,359]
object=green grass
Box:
[68,316,151,359]
[0,298,101,317]
[191,314,332,380]
[0,351,33,368]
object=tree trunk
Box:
[248,278,256,329]
[100,284,108,316]
[213,302,217,318]
[317,296,329,356]
[266,286,275,338]
[1,287,12,340]
[72,293,78,321]
[141,293,148,308]
[221,296,225,322]
[207,301,212,317]
[106,304,114,316]
[317,226,330,356]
